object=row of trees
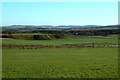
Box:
[2,34,67,40]
[70,29,119,36]
[2,29,68,34]
[2,29,119,37]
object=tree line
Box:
[69,29,119,36]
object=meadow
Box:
[2,48,118,78]
[2,35,118,46]
[2,32,119,79]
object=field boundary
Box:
[1,78,119,80]
[2,44,119,49]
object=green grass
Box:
[3,48,118,78]
[2,35,118,46]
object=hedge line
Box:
[2,34,67,40]
[2,43,119,49]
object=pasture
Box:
[2,48,118,78]
[2,35,118,46]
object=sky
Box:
[2,2,118,26]
[1,0,120,2]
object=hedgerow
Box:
[2,33,67,40]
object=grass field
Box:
[2,48,118,78]
[2,35,118,46]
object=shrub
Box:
[2,33,67,40]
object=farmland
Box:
[2,48,118,78]
[1,27,119,79]
[2,35,118,46]
[2,34,118,49]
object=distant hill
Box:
[57,25,100,28]
[10,25,119,29]
[1,25,119,32]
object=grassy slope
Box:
[2,35,118,46]
[3,48,118,78]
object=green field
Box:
[3,48,118,78]
[2,34,119,78]
[2,35,118,46]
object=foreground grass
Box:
[3,48,118,78]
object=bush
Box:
[54,34,65,38]
[2,33,67,40]
[11,35,34,40]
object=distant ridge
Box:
[9,25,119,29]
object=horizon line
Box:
[0,24,118,27]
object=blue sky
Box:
[2,2,118,26]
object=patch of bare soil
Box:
[0,38,14,40]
